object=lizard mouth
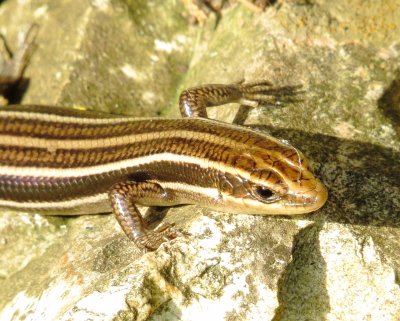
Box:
[283,180,328,213]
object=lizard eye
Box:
[254,186,281,203]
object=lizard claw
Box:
[237,80,303,107]
[135,223,189,251]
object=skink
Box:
[0,81,328,250]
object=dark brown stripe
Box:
[0,161,223,202]
[0,106,282,151]
[0,106,301,204]
[0,136,242,167]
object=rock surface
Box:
[0,0,399,320]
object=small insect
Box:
[0,24,38,104]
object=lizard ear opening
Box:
[128,171,152,182]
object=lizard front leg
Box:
[109,181,180,251]
[178,79,301,118]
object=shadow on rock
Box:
[272,221,329,321]
[255,125,400,227]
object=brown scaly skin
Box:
[0,81,325,251]
[109,181,180,251]
[108,81,320,251]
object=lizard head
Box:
[216,131,328,215]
